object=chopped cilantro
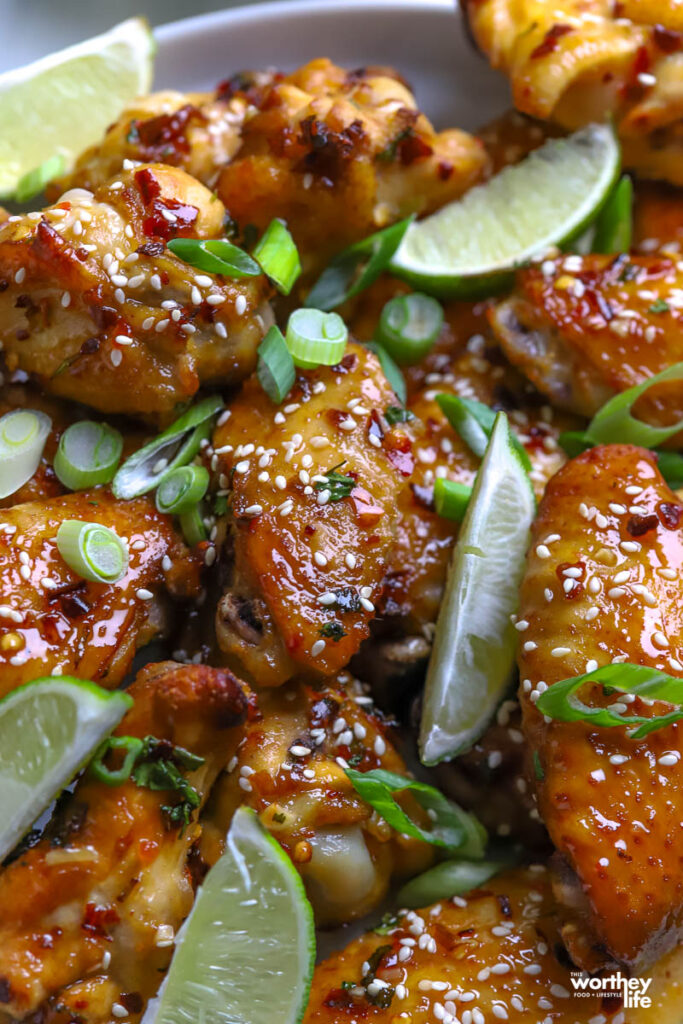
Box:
[314,464,355,501]
[319,621,347,642]
[649,299,670,313]
[385,405,414,425]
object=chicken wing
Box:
[0,163,271,420]
[490,252,683,421]
[0,660,249,1023]
[305,865,683,1023]
[517,444,683,971]
[0,490,199,696]
[216,58,489,276]
[211,341,413,686]
[463,0,683,185]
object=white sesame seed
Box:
[136,588,154,601]
[290,745,311,757]
[161,555,172,572]
[112,1006,128,1019]
[535,544,551,559]
[311,639,326,657]
[110,349,123,367]
[360,597,374,613]
[374,735,386,756]
[236,295,247,315]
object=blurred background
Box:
[1,0,269,72]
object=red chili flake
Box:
[133,105,200,164]
[530,23,572,60]
[654,25,682,54]
[120,993,144,1014]
[82,902,119,936]
[395,129,433,166]
[384,434,414,477]
[438,161,454,181]
[351,486,384,527]
[657,502,683,530]
[134,168,199,240]
[627,512,659,537]
[297,116,368,183]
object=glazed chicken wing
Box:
[211,341,414,686]
[305,866,683,1023]
[490,252,683,421]
[463,0,683,184]
[0,163,271,420]
[518,444,683,971]
[0,490,199,696]
[216,58,489,276]
[0,660,249,1024]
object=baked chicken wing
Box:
[0,660,249,1024]
[0,163,271,420]
[518,444,683,972]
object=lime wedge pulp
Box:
[419,413,536,765]
[0,676,131,860]
[0,17,154,199]
[144,806,316,1024]
[391,123,620,298]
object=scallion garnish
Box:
[14,154,65,202]
[285,308,348,369]
[344,767,486,856]
[558,431,683,489]
[581,361,683,447]
[112,396,223,500]
[365,342,406,404]
[376,292,444,365]
[257,325,296,403]
[314,465,355,501]
[156,465,209,515]
[436,394,532,471]
[90,735,143,786]
[434,478,472,522]
[397,858,503,909]
[252,218,301,295]
[54,421,123,491]
[166,238,261,278]
[56,520,129,584]
[305,215,415,311]
[535,663,683,739]
[179,503,208,546]
[591,175,633,254]
[384,405,414,425]
[0,409,52,499]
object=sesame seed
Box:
[244,504,263,516]
[236,295,247,315]
[609,503,627,515]
[14,268,25,284]
[360,597,374,613]
[535,544,551,559]
[161,555,172,572]
[374,735,386,756]
[235,460,249,474]
[61,290,71,307]
[112,1006,128,1019]
[311,639,326,657]
[290,745,311,757]
[136,589,153,601]
[204,546,216,567]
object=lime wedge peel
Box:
[0,676,131,861]
[419,413,536,765]
[143,806,316,1024]
[0,17,155,199]
[391,123,620,298]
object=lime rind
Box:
[419,414,536,765]
[390,124,620,299]
[146,807,315,1024]
[0,676,131,860]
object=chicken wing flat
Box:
[0,490,199,696]
[216,58,489,276]
[517,444,683,971]
[490,252,683,420]
[463,0,683,185]
[212,341,413,686]
[0,163,271,420]
[0,660,249,1024]
[200,675,433,927]
[305,866,683,1024]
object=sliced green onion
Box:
[112,396,223,500]
[656,451,683,489]
[156,465,209,515]
[257,325,296,403]
[436,394,532,471]
[285,308,348,369]
[557,430,591,458]
[591,175,633,254]
[0,409,52,499]
[376,292,444,365]
[305,215,415,311]
[54,421,123,491]
[56,520,129,584]
[584,361,683,447]
[15,155,66,202]
[166,238,261,278]
[434,479,472,521]
[252,218,301,295]
[535,663,683,739]
[90,735,143,786]
[179,504,208,546]
[344,767,486,857]
[365,342,406,404]
[397,858,503,909]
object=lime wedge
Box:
[144,807,315,1024]
[419,413,536,765]
[391,123,620,298]
[0,17,154,199]
[0,676,131,860]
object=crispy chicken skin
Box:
[0,490,199,696]
[0,660,249,1024]
[0,163,271,420]
[463,0,683,184]
[201,676,433,927]
[305,866,683,1024]
[518,444,683,972]
[212,342,414,686]
[217,58,489,275]
[490,252,683,420]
